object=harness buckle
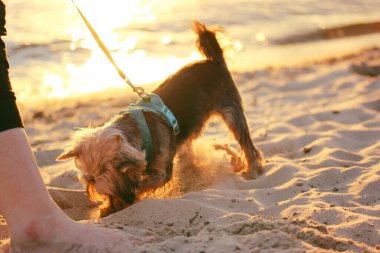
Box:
[172,121,180,135]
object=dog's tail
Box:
[192,20,226,65]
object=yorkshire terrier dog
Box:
[58,21,264,216]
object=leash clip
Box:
[132,85,151,101]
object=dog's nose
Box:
[83,174,95,182]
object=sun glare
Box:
[43,73,68,99]
[255,32,268,45]
[43,0,201,99]
[58,49,202,97]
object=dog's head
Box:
[57,125,147,212]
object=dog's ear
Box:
[119,150,146,174]
[56,127,95,161]
[57,147,79,161]
[118,142,147,175]
[106,133,123,151]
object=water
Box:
[4,0,380,102]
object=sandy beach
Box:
[1,47,380,252]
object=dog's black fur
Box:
[153,21,263,173]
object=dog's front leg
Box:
[138,158,174,195]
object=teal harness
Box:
[119,93,180,171]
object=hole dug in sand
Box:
[144,139,246,200]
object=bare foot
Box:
[8,214,155,253]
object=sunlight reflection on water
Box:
[4,0,380,102]
[45,0,203,98]
[5,0,205,100]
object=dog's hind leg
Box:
[217,102,264,179]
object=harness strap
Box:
[131,94,180,135]
[128,109,153,171]
[119,93,179,173]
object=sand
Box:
[1,47,380,252]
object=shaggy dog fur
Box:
[58,21,264,216]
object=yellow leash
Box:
[71,0,148,99]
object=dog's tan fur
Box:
[58,21,264,216]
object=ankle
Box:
[10,211,67,247]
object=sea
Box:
[3,0,380,102]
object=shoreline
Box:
[16,46,380,108]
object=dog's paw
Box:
[242,159,264,180]
[99,206,115,218]
[98,195,128,218]
[241,170,258,180]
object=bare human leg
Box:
[0,128,154,253]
